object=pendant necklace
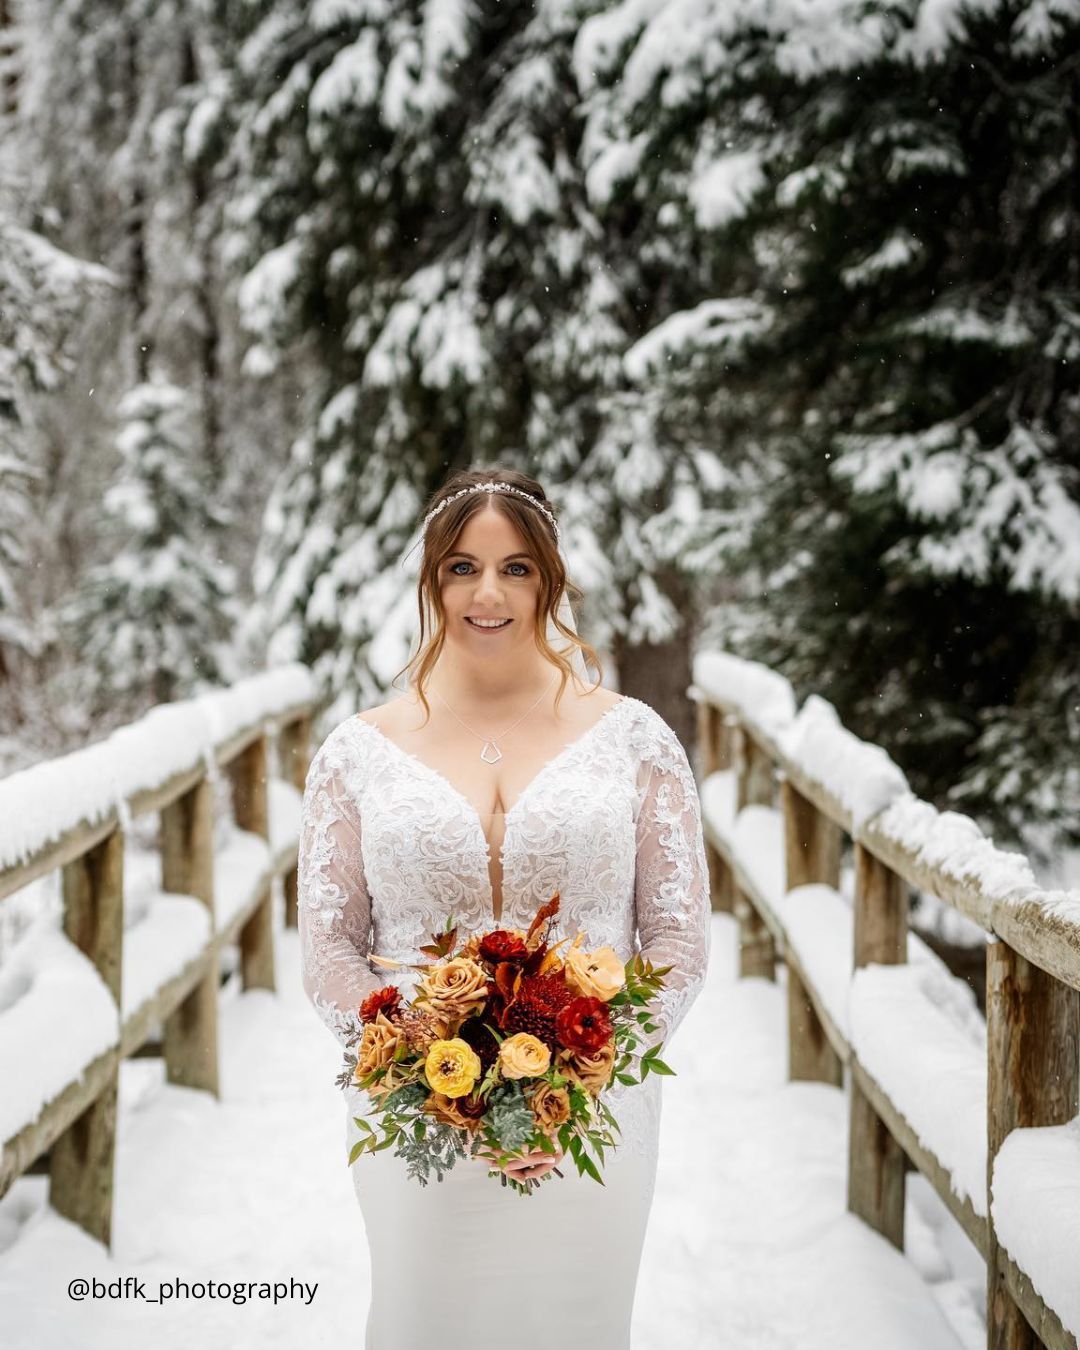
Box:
[433,672,558,763]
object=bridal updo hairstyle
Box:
[394,467,604,725]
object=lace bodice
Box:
[297,693,712,1157]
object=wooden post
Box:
[735,892,775,979]
[847,842,907,1249]
[734,723,777,979]
[161,777,219,1096]
[50,828,124,1247]
[781,777,842,1085]
[986,940,1080,1350]
[696,699,723,777]
[229,734,275,992]
[696,699,735,914]
[736,725,774,812]
[278,713,310,929]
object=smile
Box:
[466,617,512,630]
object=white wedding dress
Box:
[297,693,711,1350]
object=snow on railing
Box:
[691,649,1080,1350]
[0,667,319,1250]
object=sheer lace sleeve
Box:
[633,716,712,1054]
[297,724,387,1049]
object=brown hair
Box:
[392,467,603,724]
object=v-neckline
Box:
[352,694,628,927]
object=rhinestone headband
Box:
[421,481,561,543]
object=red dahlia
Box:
[502,973,575,1046]
[479,930,529,964]
[555,996,612,1054]
[359,985,402,1023]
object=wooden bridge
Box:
[691,652,1079,1350]
[0,655,1077,1349]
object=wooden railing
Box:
[691,651,1080,1350]
[0,667,317,1248]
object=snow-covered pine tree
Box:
[0,0,117,742]
[191,0,721,735]
[59,373,239,725]
[575,0,1080,857]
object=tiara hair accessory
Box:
[421,481,560,543]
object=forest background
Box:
[1,0,1078,896]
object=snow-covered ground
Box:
[0,908,983,1349]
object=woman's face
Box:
[438,504,542,652]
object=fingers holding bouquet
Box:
[475,1139,565,1181]
[341,894,676,1195]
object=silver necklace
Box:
[433,673,558,764]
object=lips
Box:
[466,617,512,629]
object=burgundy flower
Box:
[555,996,613,1055]
[479,930,530,965]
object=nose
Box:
[472,566,506,605]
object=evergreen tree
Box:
[0,4,116,737]
[576,0,1080,857]
[59,373,239,724]
[195,0,721,732]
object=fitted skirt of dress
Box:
[344,1075,662,1350]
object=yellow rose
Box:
[557,1040,616,1094]
[499,1032,552,1080]
[529,1081,571,1134]
[424,1037,482,1098]
[564,943,625,1002]
[418,956,490,1020]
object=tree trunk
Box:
[613,566,697,752]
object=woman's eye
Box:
[449,562,530,577]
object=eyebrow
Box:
[446,551,532,562]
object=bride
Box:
[297,467,712,1349]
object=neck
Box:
[423,651,557,711]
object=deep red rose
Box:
[555,996,613,1055]
[479,930,530,964]
[359,985,402,1024]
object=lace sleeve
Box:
[633,716,712,1054]
[297,724,387,1049]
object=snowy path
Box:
[0,912,984,1349]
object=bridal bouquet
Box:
[337,893,675,1195]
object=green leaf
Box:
[577,1149,604,1184]
[647,1056,676,1076]
[373,1131,398,1152]
[352,1117,375,1135]
[597,1100,620,1129]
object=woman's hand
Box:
[476,1141,564,1182]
